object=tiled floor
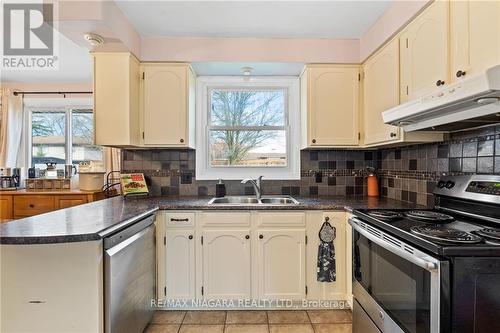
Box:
[144,310,352,333]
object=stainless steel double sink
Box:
[208,196,300,205]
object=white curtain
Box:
[104,147,121,174]
[0,88,24,167]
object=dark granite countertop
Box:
[139,195,422,211]
[0,197,159,245]
[0,195,424,245]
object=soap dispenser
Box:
[216,179,226,198]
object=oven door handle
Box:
[349,217,439,271]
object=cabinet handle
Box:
[170,218,189,222]
[259,234,264,239]
[390,132,397,138]
[436,80,445,87]
[188,235,193,240]
[245,235,250,240]
[456,70,466,78]
[312,139,316,144]
[180,138,184,143]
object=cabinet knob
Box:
[29,204,34,208]
[259,234,264,239]
[436,80,445,87]
[180,138,184,143]
[390,132,397,138]
[245,235,250,240]
[312,139,316,144]
[188,235,193,240]
[456,70,466,78]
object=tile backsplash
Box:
[122,126,500,205]
[376,125,500,206]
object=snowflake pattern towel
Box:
[317,241,336,282]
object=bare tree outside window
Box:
[209,89,287,167]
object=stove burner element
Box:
[405,210,455,223]
[410,225,483,244]
[367,210,402,220]
[474,228,500,241]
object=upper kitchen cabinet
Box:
[93,52,141,147]
[400,0,449,102]
[362,39,443,146]
[363,38,401,146]
[301,65,360,148]
[450,0,500,82]
[141,63,195,148]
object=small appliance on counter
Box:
[78,162,106,191]
[0,167,22,190]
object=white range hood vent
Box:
[383,64,500,132]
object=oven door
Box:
[349,217,442,333]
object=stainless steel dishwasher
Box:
[104,214,156,333]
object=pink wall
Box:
[141,37,360,63]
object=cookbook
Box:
[120,173,149,196]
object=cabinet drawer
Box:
[202,212,250,227]
[323,212,346,224]
[56,195,88,209]
[165,212,195,227]
[14,195,55,217]
[256,212,306,227]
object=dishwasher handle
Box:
[104,214,155,250]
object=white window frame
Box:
[196,76,300,180]
[23,98,98,168]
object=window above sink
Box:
[196,76,301,180]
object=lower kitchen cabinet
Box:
[165,230,196,300]
[306,212,350,302]
[202,229,252,299]
[158,210,351,307]
[256,228,306,300]
[0,190,104,222]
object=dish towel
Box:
[317,220,336,282]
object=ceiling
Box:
[1,31,92,83]
[116,1,392,39]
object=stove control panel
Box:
[434,175,500,205]
[466,181,500,196]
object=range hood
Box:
[383,64,500,132]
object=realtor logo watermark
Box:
[2,2,59,70]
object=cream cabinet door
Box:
[256,229,306,300]
[451,0,500,81]
[307,66,360,146]
[306,212,347,301]
[143,64,188,146]
[165,230,196,300]
[93,53,140,146]
[400,1,449,102]
[363,39,401,145]
[202,229,251,299]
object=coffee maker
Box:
[0,167,21,190]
